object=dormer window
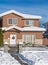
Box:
[24,20,34,26]
[8,18,18,25]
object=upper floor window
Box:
[8,18,18,25]
[24,20,34,26]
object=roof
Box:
[2,25,46,32]
[0,10,42,19]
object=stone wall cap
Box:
[4,42,8,44]
[19,42,23,44]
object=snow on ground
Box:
[23,47,48,51]
[22,51,48,65]
[0,51,21,65]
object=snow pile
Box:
[22,51,48,65]
[0,51,21,65]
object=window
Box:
[25,20,34,26]
[8,18,18,25]
[23,35,35,44]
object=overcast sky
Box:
[0,0,48,27]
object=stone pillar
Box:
[19,42,23,53]
[4,42,8,53]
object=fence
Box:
[43,38,48,45]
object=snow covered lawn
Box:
[23,47,48,51]
[22,51,48,65]
[0,51,21,65]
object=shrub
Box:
[0,29,3,47]
[25,42,31,45]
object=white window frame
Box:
[22,34,35,44]
[24,20,34,26]
[7,18,18,25]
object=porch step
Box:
[8,45,19,53]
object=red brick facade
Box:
[2,13,47,45]
[3,13,39,27]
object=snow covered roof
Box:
[0,10,42,19]
[2,26,22,31]
[21,26,46,31]
[2,25,46,32]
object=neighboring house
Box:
[0,10,46,46]
[43,22,48,38]
[43,22,48,45]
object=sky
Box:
[0,0,48,27]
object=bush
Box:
[0,29,3,47]
[25,42,31,45]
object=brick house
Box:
[0,10,46,46]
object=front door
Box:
[10,34,16,46]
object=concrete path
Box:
[11,53,28,65]
[8,48,28,65]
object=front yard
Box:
[0,50,21,65]
[22,51,48,65]
[0,46,48,65]
[23,47,48,51]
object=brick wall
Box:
[43,38,48,45]
[2,13,39,27]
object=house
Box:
[0,10,46,46]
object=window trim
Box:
[24,20,34,26]
[22,34,35,44]
[7,18,18,25]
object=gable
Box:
[1,10,42,28]
[6,28,21,32]
[2,13,24,27]
[3,13,23,19]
